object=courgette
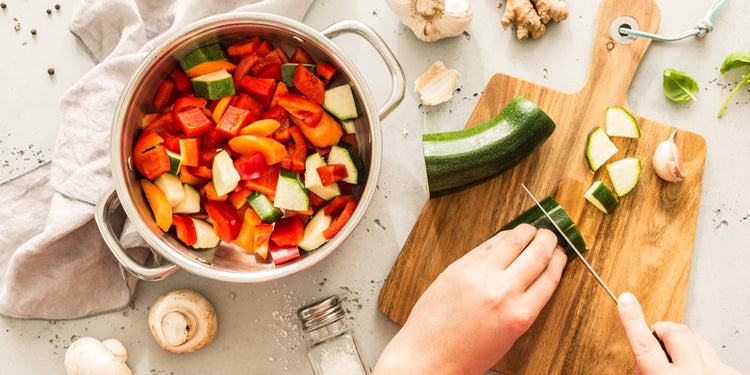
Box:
[422,96,555,196]
[584,181,619,214]
[501,196,588,261]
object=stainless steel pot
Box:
[94,13,405,283]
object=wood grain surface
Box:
[378,0,707,373]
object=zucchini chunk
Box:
[501,196,588,261]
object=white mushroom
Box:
[149,289,217,354]
[414,61,461,105]
[386,0,474,42]
[64,337,132,375]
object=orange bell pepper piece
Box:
[212,96,233,123]
[140,179,172,232]
[233,208,263,253]
[133,131,170,180]
[239,119,281,137]
[253,223,274,259]
[291,110,344,148]
[204,181,227,201]
[228,135,287,165]
[185,60,237,78]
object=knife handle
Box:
[651,328,673,363]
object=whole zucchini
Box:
[422,96,555,196]
[500,196,588,261]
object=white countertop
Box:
[1,0,748,373]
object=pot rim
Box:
[110,12,384,283]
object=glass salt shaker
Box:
[297,295,371,375]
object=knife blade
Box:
[520,183,672,362]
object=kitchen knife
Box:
[520,184,672,362]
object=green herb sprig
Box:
[717,51,750,118]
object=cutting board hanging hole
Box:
[611,16,639,45]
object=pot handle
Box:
[95,188,180,281]
[321,20,406,120]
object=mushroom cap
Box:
[64,337,132,375]
[149,289,217,354]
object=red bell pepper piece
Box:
[263,105,292,142]
[244,164,279,200]
[240,76,276,108]
[322,200,356,240]
[172,96,208,115]
[316,164,348,186]
[323,195,356,216]
[205,200,242,242]
[253,223,274,259]
[231,93,264,125]
[152,79,177,110]
[158,131,182,152]
[144,113,180,133]
[290,47,315,64]
[308,191,326,209]
[179,138,200,167]
[251,50,283,76]
[316,62,337,81]
[227,37,261,57]
[232,53,258,90]
[200,145,232,167]
[276,93,323,128]
[339,181,351,196]
[199,127,227,149]
[216,105,251,136]
[270,215,305,246]
[133,130,170,180]
[340,134,359,154]
[172,214,197,246]
[281,126,306,174]
[255,63,282,81]
[292,63,326,104]
[174,106,213,137]
[170,68,192,92]
[255,40,274,57]
[233,152,269,181]
[269,243,301,266]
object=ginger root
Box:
[500,0,568,42]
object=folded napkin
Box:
[0,0,313,320]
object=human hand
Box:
[618,292,742,375]
[373,224,567,375]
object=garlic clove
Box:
[415,61,461,105]
[652,128,687,182]
[386,0,473,42]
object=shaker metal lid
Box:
[297,295,346,332]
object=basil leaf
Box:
[720,51,750,75]
[663,69,699,103]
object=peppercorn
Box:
[1,3,7,9]
[48,68,55,75]
[55,4,60,10]
[31,29,37,35]
[46,8,51,14]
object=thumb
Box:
[617,292,670,372]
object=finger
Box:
[470,224,537,269]
[694,335,724,368]
[505,228,559,289]
[617,292,671,372]
[651,321,702,368]
[523,245,566,311]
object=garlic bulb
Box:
[386,0,473,42]
[415,61,461,105]
[653,128,687,182]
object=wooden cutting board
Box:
[378,0,707,373]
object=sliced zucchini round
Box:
[586,127,618,172]
[605,106,640,138]
[606,157,641,197]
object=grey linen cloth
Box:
[0,0,313,319]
